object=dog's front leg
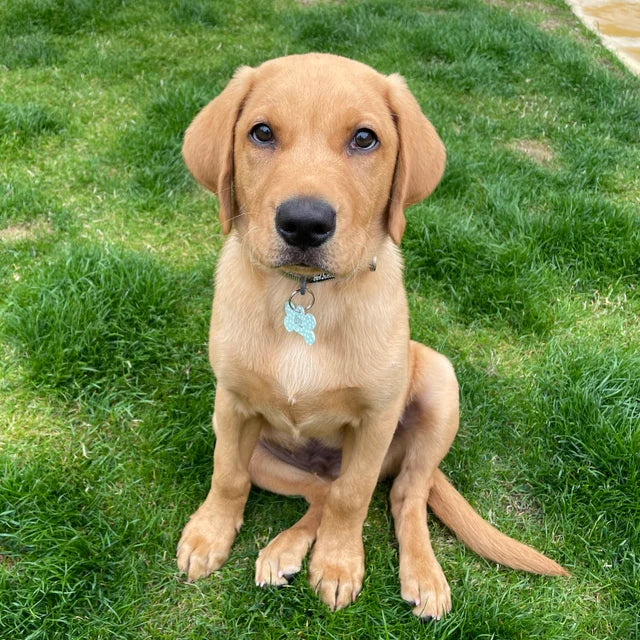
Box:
[308,404,402,611]
[177,386,261,582]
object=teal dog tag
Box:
[284,302,316,345]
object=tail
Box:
[428,469,569,576]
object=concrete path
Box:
[566,0,640,75]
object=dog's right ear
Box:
[182,66,254,234]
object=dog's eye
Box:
[250,123,274,145]
[351,128,378,151]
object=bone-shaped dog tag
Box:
[284,302,316,345]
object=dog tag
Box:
[284,302,316,345]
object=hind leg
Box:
[388,342,459,620]
[250,443,331,587]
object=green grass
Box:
[1,0,639,637]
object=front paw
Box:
[308,534,365,611]
[176,505,241,582]
[255,525,314,587]
[400,552,451,620]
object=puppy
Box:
[176,53,567,620]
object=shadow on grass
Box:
[6,246,196,390]
[0,0,127,37]
[0,176,68,229]
[0,33,62,68]
[2,242,219,481]
[0,102,65,144]
[0,242,222,637]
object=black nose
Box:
[275,197,336,250]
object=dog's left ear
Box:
[386,74,446,244]
[182,66,255,234]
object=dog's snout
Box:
[275,197,336,250]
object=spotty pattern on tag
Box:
[284,302,316,345]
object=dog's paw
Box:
[400,555,451,620]
[255,526,314,587]
[308,535,365,611]
[176,507,240,582]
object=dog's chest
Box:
[218,336,367,439]
[273,338,332,404]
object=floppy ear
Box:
[386,73,446,244]
[182,66,254,234]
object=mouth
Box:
[280,263,328,277]
[272,248,331,276]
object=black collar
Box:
[280,271,335,285]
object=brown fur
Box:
[176,53,567,620]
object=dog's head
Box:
[183,53,445,278]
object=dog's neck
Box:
[279,256,377,296]
[221,234,403,303]
[213,235,407,356]
[279,257,376,286]
[279,271,336,292]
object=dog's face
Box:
[183,53,445,277]
[232,57,399,277]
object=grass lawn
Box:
[1,0,639,637]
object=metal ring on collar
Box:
[288,288,315,311]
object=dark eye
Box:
[351,128,378,151]
[250,123,274,145]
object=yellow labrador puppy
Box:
[177,53,566,620]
